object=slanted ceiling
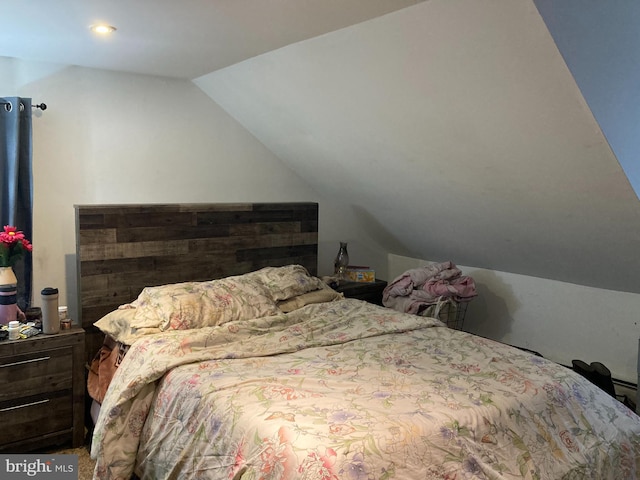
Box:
[195,0,640,294]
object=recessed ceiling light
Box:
[90,24,117,35]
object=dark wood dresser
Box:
[0,327,85,452]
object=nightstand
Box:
[0,327,85,453]
[333,279,388,306]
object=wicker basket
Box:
[419,297,469,330]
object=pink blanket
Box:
[382,261,477,314]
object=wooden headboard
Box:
[75,202,318,362]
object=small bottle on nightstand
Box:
[7,320,20,340]
[59,306,72,330]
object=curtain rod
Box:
[1,101,47,111]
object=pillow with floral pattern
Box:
[129,275,280,332]
[247,264,326,302]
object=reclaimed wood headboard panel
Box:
[75,202,318,362]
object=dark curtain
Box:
[0,97,33,309]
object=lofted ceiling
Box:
[0,0,423,79]
[3,0,640,294]
[194,0,640,294]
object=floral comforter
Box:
[91,299,640,480]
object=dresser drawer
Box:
[0,346,73,402]
[0,328,85,451]
[0,391,73,446]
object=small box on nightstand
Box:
[345,267,376,283]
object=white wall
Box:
[389,254,640,384]
[0,57,373,320]
[195,0,640,296]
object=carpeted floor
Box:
[48,446,96,480]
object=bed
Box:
[77,203,640,480]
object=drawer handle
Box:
[0,356,50,368]
[0,398,50,412]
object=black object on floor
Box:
[571,359,616,397]
[514,346,543,357]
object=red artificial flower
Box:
[0,225,33,267]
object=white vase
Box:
[0,266,18,325]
